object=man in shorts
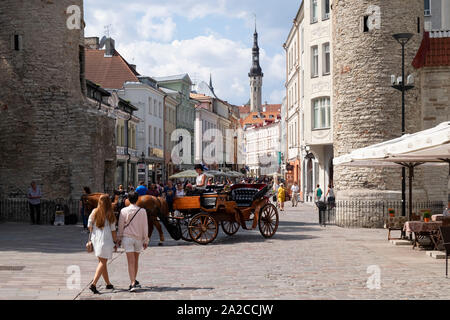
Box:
[117,192,149,292]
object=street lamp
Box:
[391,33,415,217]
[137,152,146,184]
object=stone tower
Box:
[249,25,263,113]
[332,0,432,224]
[0,0,116,199]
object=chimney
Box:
[104,38,115,57]
[130,64,137,72]
[84,37,99,50]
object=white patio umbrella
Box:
[169,170,213,180]
[334,122,450,217]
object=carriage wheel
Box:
[180,218,193,242]
[258,204,279,238]
[188,213,218,245]
[221,220,240,236]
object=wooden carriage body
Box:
[171,184,279,245]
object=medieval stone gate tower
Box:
[0,0,116,199]
[331,0,447,225]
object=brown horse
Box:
[124,195,169,245]
[82,193,169,245]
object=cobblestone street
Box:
[1,202,449,300]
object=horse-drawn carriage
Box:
[170,183,279,245]
[83,183,279,246]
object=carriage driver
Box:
[194,164,207,189]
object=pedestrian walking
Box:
[164,180,176,214]
[272,180,279,205]
[88,195,118,294]
[27,181,42,225]
[147,184,160,197]
[314,184,323,202]
[326,184,335,208]
[117,192,149,292]
[277,183,286,212]
[135,181,148,196]
[291,182,300,207]
[79,186,92,232]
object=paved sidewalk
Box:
[0,202,449,300]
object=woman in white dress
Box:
[88,194,118,294]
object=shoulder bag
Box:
[86,231,93,253]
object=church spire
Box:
[249,18,263,113]
[209,73,214,93]
[249,18,263,78]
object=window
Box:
[159,102,162,118]
[424,0,431,16]
[159,128,162,146]
[154,127,157,145]
[363,16,370,32]
[323,42,330,75]
[311,0,318,23]
[148,98,152,115]
[323,0,330,20]
[154,100,157,116]
[301,69,305,98]
[148,125,152,145]
[311,46,319,77]
[301,28,304,53]
[312,97,331,129]
[13,34,22,51]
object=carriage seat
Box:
[231,188,259,207]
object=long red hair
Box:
[93,195,116,229]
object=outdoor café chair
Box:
[439,226,450,278]
[384,216,408,241]
[431,218,450,251]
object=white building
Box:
[244,121,281,177]
[424,0,450,31]
[192,92,232,170]
[284,0,333,202]
[119,77,166,185]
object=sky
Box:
[84,0,301,106]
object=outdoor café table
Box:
[403,221,442,250]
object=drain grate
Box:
[0,266,25,271]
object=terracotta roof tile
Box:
[241,111,281,127]
[426,37,450,67]
[413,32,450,68]
[85,49,140,89]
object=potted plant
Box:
[423,211,431,223]
[388,208,395,218]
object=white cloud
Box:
[83,0,290,105]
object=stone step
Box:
[426,251,447,259]
[390,239,413,246]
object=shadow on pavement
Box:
[0,223,89,254]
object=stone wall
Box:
[333,0,424,192]
[331,0,449,224]
[420,66,450,202]
[0,0,116,200]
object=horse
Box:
[82,193,169,245]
